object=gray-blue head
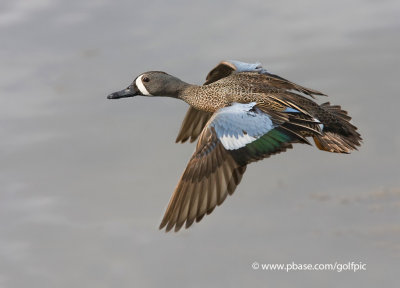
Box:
[107,71,189,99]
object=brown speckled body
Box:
[180,73,287,112]
[180,72,320,115]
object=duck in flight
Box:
[107,60,362,232]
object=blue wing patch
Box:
[283,107,300,113]
[227,60,271,74]
[209,102,276,150]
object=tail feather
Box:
[313,132,358,153]
[313,102,362,153]
[320,102,352,121]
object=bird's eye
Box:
[142,77,150,82]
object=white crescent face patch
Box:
[135,75,151,96]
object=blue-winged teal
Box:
[107,60,362,232]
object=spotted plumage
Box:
[107,60,362,232]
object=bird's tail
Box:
[313,102,362,153]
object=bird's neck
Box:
[158,78,191,98]
[178,84,227,113]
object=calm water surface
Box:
[1,0,399,287]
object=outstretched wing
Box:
[161,102,321,232]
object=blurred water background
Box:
[1,0,399,287]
